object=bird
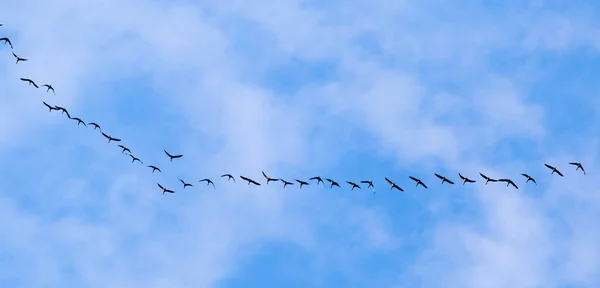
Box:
[360,180,374,189]
[148,165,161,173]
[12,52,26,63]
[498,178,518,189]
[544,164,564,177]
[42,84,55,95]
[88,122,101,131]
[295,179,309,188]
[127,154,143,164]
[326,178,340,188]
[0,37,12,49]
[164,150,183,162]
[71,117,86,127]
[20,78,38,88]
[458,173,476,185]
[42,101,59,112]
[309,176,325,186]
[179,179,193,189]
[221,174,236,183]
[434,173,455,185]
[157,183,174,194]
[346,181,361,190]
[240,175,261,186]
[199,179,215,189]
[569,162,586,175]
[118,145,131,154]
[409,176,428,189]
[102,132,121,143]
[479,173,498,184]
[54,106,71,118]
[280,179,294,188]
[262,171,279,184]
[521,173,537,185]
[384,177,404,192]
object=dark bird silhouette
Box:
[346,181,361,190]
[179,178,193,189]
[434,173,455,185]
[240,175,260,186]
[309,176,324,186]
[325,178,340,188]
[12,52,26,63]
[544,164,564,177]
[118,145,131,154]
[360,180,374,189]
[71,117,86,127]
[157,183,174,194]
[384,177,404,192]
[88,122,101,131]
[54,106,71,118]
[521,173,537,185]
[479,173,498,184]
[102,132,121,143]
[498,178,518,189]
[42,101,59,112]
[20,78,38,88]
[127,153,143,164]
[262,171,279,184]
[164,150,183,162]
[221,174,236,183]
[409,176,428,189]
[569,162,586,175]
[458,173,476,185]
[295,179,309,188]
[0,37,12,49]
[42,84,55,95]
[148,165,161,173]
[280,179,294,188]
[199,178,215,189]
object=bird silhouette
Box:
[42,101,59,112]
[118,145,131,154]
[280,179,294,188]
[20,78,38,88]
[71,117,86,127]
[295,179,309,188]
[179,179,193,189]
[148,165,161,173]
[479,173,498,184]
[42,84,55,95]
[498,178,518,189]
[434,173,455,185]
[569,162,585,175]
[12,52,26,63]
[384,177,404,192]
[326,178,340,188]
[199,179,215,189]
[361,180,375,193]
[458,173,476,185]
[54,106,71,118]
[346,181,361,190]
[0,37,12,49]
[309,176,325,186]
[240,175,260,186]
[164,150,183,162]
[521,173,537,185]
[262,171,279,184]
[157,183,174,194]
[544,164,564,177]
[102,132,121,143]
[127,153,143,164]
[221,174,236,183]
[88,122,101,131]
[409,176,428,189]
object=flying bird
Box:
[71,117,86,127]
[521,173,537,185]
[458,173,476,185]
[498,178,518,189]
[148,165,161,173]
[54,106,71,118]
[157,183,174,194]
[88,122,101,131]
[326,178,340,188]
[360,180,374,189]
[164,150,183,162]
[409,176,428,189]
[569,162,586,175]
[434,173,455,185]
[384,177,404,192]
[346,181,361,190]
[240,175,260,186]
[12,52,26,63]
[479,173,498,184]
[280,179,294,188]
[309,176,324,186]
[262,171,279,184]
[0,37,12,49]
[544,164,564,177]
[127,154,143,164]
[179,179,193,189]
[118,145,131,154]
[221,174,236,183]
[20,78,38,88]
[199,178,215,189]
[295,179,309,188]
[42,101,59,112]
[102,132,121,143]
[42,84,55,94]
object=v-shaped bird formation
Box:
[1,24,589,196]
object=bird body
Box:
[295,179,309,188]
[521,173,537,185]
[384,177,403,192]
[199,178,215,189]
[164,150,183,161]
[479,173,498,184]
[544,164,564,177]
[458,173,476,185]
[20,78,38,88]
[409,176,428,189]
[262,171,279,184]
[434,173,455,185]
[498,178,518,189]
[569,162,586,175]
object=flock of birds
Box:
[1,24,589,195]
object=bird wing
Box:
[409,176,418,182]
[447,179,455,184]
[157,183,165,190]
[434,173,443,179]
[544,164,553,169]
[556,170,564,177]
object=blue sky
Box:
[1,0,600,287]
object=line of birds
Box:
[1,24,589,195]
